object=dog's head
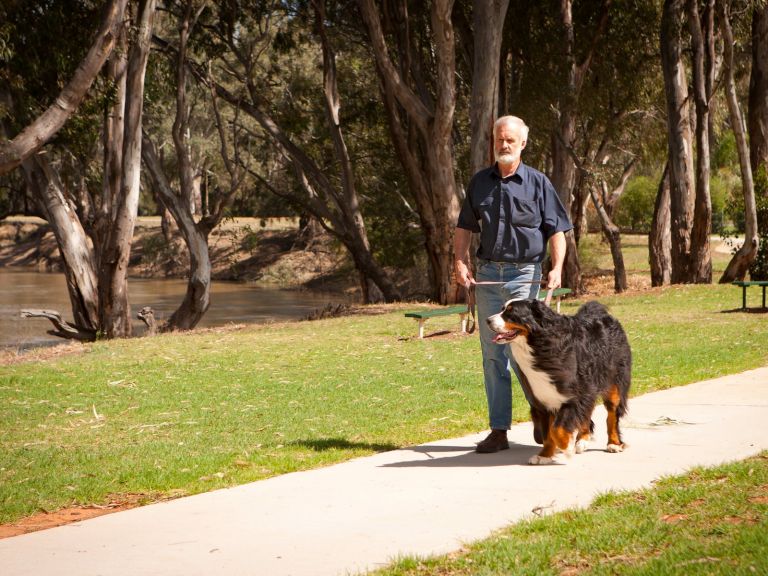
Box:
[486,298,554,344]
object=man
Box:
[454,115,572,453]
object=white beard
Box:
[495,152,518,165]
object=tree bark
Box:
[469,0,509,175]
[357,0,460,304]
[660,0,695,283]
[99,0,157,338]
[650,163,672,287]
[588,184,627,293]
[719,0,759,282]
[0,0,128,176]
[687,0,713,284]
[749,3,768,174]
[20,154,99,333]
[549,0,610,294]
[314,0,400,303]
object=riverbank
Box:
[0,215,740,302]
[0,215,361,294]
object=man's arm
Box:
[547,231,566,289]
[454,227,474,288]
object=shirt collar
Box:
[491,161,527,182]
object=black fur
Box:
[491,299,631,450]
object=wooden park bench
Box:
[731,280,768,310]
[404,288,572,339]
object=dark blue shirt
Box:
[457,162,572,263]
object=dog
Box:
[487,298,631,465]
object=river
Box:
[0,269,351,350]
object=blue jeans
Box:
[475,260,542,430]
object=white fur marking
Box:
[606,443,625,453]
[509,337,570,411]
[528,454,554,465]
[575,439,589,454]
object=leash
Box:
[463,280,558,333]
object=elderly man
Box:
[454,115,573,453]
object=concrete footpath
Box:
[1,367,767,576]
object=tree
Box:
[469,0,509,175]
[0,0,128,175]
[97,0,157,338]
[660,0,696,284]
[650,163,672,286]
[191,2,401,303]
[686,0,715,283]
[719,0,759,282]
[357,0,460,304]
[141,0,244,331]
[749,2,768,173]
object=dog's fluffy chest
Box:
[509,339,570,411]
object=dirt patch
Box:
[0,493,167,539]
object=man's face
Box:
[494,122,526,166]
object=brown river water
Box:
[0,269,350,350]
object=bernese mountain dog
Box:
[487,299,631,465]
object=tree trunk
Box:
[21,154,99,333]
[719,0,759,282]
[687,0,713,284]
[357,0,460,304]
[650,163,672,287]
[0,0,128,176]
[549,0,609,294]
[314,0,401,303]
[142,135,212,331]
[660,0,695,283]
[749,3,768,174]
[588,184,627,293]
[99,0,157,338]
[469,0,510,175]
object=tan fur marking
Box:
[604,384,623,448]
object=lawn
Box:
[1,278,766,525]
[374,453,768,575]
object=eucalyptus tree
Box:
[660,0,696,284]
[178,0,401,303]
[141,0,247,331]
[748,2,768,280]
[1,0,157,340]
[495,0,661,293]
[749,2,768,173]
[356,0,460,304]
[719,0,759,282]
[0,0,128,176]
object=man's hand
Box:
[455,259,475,288]
[546,268,562,290]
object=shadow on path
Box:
[381,443,541,468]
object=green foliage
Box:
[615,176,656,233]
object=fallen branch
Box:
[20,309,97,341]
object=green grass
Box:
[373,453,768,575]
[1,281,766,524]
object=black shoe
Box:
[475,429,509,453]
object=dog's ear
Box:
[530,298,556,325]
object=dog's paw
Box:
[606,443,625,453]
[528,454,556,465]
[575,439,589,454]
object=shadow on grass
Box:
[290,437,399,453]
[720,307,768,314]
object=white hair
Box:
[493,116,529,141]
